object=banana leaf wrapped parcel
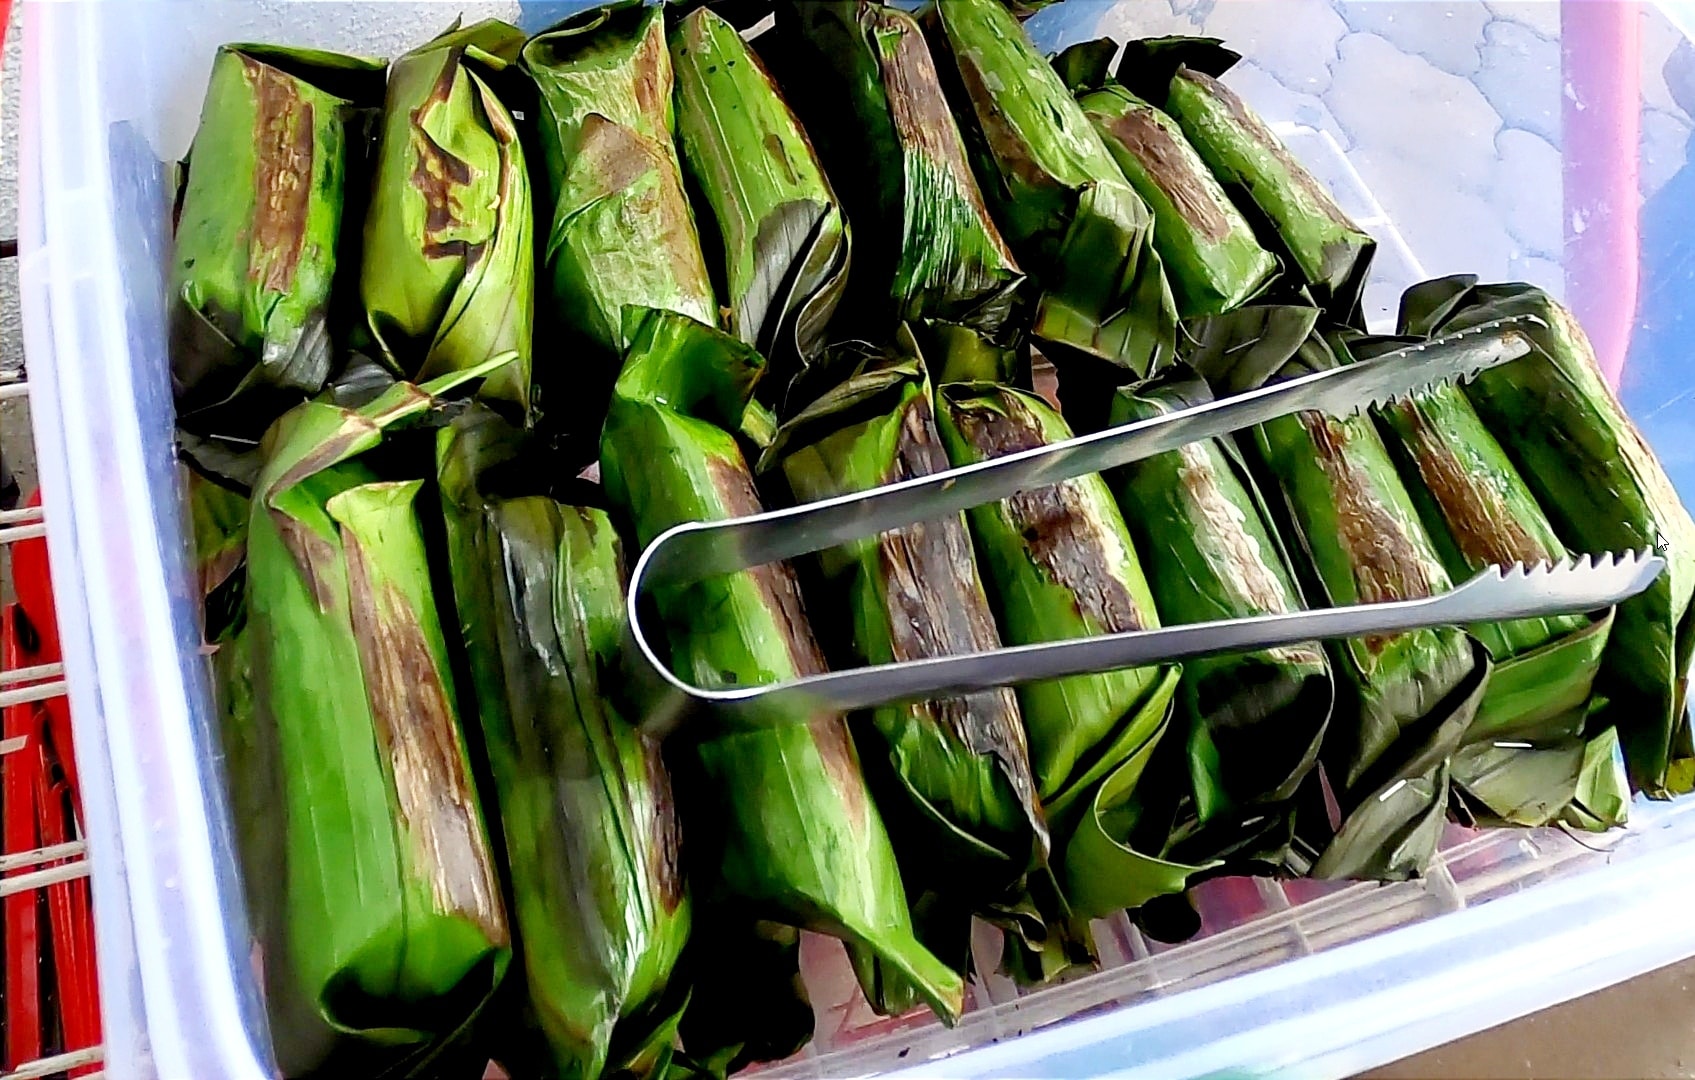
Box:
[172,44,386,434]
[777,1,1025,354]
[1340,331,1613,737]
[244,367,511,1069]
[670,8,849,390]
[1244,335,1489,880]
[1398,277,1695,797]
[1108,369,1331,853]
[926,0,1178,392]
[523,3,717,375]
[599,307,964,1023]
[362,20,533,411]
[934,381,1186,934]
[1055,43,1277,318]
[438,409,690,1080]
[1115,37,1375,323]
[762,335,1048,991]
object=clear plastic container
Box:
[19,1,1695,1078]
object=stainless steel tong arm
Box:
[634,316,1543,590]
[622,314,1665,727]
[633,553,1661,728]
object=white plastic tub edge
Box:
[23,4,273,1078]
[890,823,1695,1079]
[23,2,1695,1079]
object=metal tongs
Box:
[627,315,1665,730]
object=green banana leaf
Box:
[523,3,718,382]
[1184,303,1321,396]
[1109,369,1332,826]
[1065,64,1277,317]
[670,8,849,394]
[1338,330,1612,750]
[1452,723,1630,830]
[172,44,386,435]
[933,381,1192,930]
[926,0,1178,389]
[245,367,512,1064]
[1565,726,1633,831]
[934,381,1170,803]
[1249,337,1477,787]
[189,469,251,642]
[362,19,533,410]
[1246,335,1485,879]
[764,342,1048,895]
[1116,37,1375,324]
[599,307,964,1024]
[437,408,690,1080]
[1399,277,1695,797]
[1305,642,1487,882]
[777,1,1025,351]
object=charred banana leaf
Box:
[1246,335,1486,880]
[778,1,1024,347]
[523,4,717,370]
[600,307,964,1024]
[362,20,533,410]
[935,381,1185,924]
[1116,37,1374,323]
[172,45,386,435]
[1073,75,1277,317]
[438,409,689,1080]
[1401,277,1695,797]
[245,369,511,1062]
[670,8,849,391]
[1339,331,1607,748]
[763,338,1048,998]
[927,0,1178,385]
[1109,369,1331,836]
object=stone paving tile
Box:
[1492,128,1562,259]
[1346,145,1515,282]
[1223,60,1354,149]
[1340,1,1492,77]
[1484,0,1559,40]
[1643,8,1695,124]
[1475,18,1562,147]
[1325,31,1504,194]
[1197,0,1348,92]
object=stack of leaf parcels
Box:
[166,3,1691,1075]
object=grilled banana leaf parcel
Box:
[172,44,386,433]
[927,0,1178,381]
[362,20,533,410]
[1109,370,1330,829]
[670,8,848,385]
[1116,37,1375,322]
[1341,333,1608,746]
[523,3,717,368]
[1451,725,1630,830]
[1399,277,1695,797]
[1247,336,1487,880]
[599,307,964,1024]
[778,1,1024,344]
[764,342,1047,898]
[246,371,511,1058]
[1076,80,1277,318]
[438,410,689,1080]
[934,382,1184,920]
